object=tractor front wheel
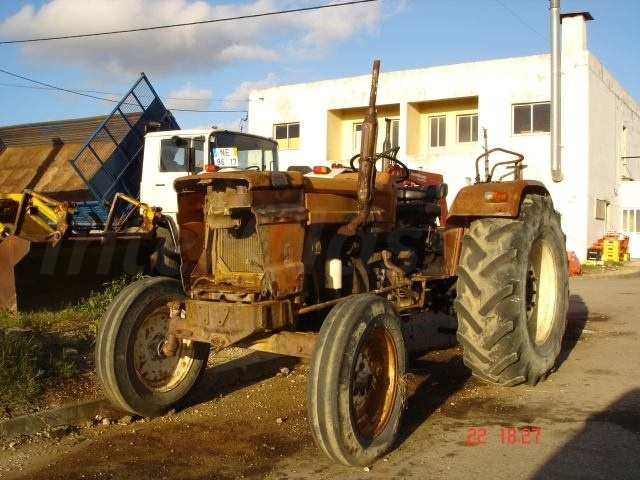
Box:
[307,294,407,466]
[95,276,210,416]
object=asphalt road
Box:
[269,274,640,479]
[355,273,640,480]
[2,274,639,479]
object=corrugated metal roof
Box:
[0,116,107,147]
[0,116,113,200]
[0,142,96,200]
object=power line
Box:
[0,81,249,104]
[0,67,109,102]
[0,1,377,113]
[172,108,247,113]
[0,69,248,113]
[494,0,547,43]
[0,0,376,44]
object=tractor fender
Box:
[445,180,551,228]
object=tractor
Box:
[95,60,568,467]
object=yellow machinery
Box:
[0,190,162,312]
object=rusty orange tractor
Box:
[96,61,568,467]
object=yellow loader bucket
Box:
[0,191,164,312]
[0,235,31,312]
[0,232,160,312]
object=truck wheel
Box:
[307,294,407,466]
[455,194,568,386]
[95,276,210,416]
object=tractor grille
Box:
[219,229,263,273]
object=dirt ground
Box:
[0,263,622,420]
[0,345,470,480]
[0,360,314,479]
[1,332,605,480]
[2,273,640,479]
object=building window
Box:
[513,102,550,134]
[382,118,400,149]
[430,116,446,148]
[595,199,608,221]
[622,209,640,232]
[354,119,399,151]
[457,114,478,143]
[274,122,300,149]
[353,123,362,150]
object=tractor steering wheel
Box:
[349,147,410,183]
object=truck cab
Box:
[140,129,279,222]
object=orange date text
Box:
[466,427,542,445]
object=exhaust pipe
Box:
[550,0,563,182]
[338,60,380,236]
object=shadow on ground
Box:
[533,389,640,479]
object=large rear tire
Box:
[95,276,210,416]
[454,194,568,386]
[307,294,407,466]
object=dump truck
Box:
[95,60,569,467]
[0,74,279,312]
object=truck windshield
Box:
[209,131,279,171]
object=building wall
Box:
[585,53,640,257]
[248,17,640,261]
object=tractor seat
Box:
[287,165,313,174]
[396,183,448,221]
[397,183,448,202]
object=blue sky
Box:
[0,0,638,130]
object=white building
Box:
[248,12,640,261]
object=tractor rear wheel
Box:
[307,294,407,466]
[454,194,568,386]
[95,276,210,416]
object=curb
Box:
[572,265,640,280]
[0,350,297,440]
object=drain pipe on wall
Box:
[550,0,563,182]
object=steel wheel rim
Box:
[132,305,196,392]
[526,238,557,345]
[350,325,398,440]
